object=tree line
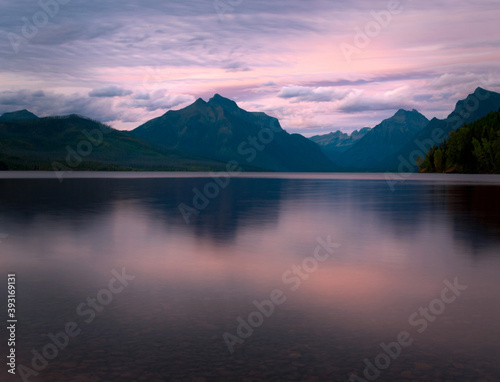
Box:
[418,109,500,173]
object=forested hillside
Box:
[418,109,500,173]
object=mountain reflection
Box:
[0,177,499,253]
[445,185,500,252]
[2,175,500,382]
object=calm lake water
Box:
[1,172,500,382]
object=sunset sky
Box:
[0,0,499,135]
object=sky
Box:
[0,0,499,136]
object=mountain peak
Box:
[393,109,411,119]
[448,87,500,125]
[0,109,39,122]
[193,98,207,106]
[394,108,420,116]
[133,93,335,172]
[328,131,344,137]
[469,87,492,99]
[465,87,497,102]
[208,94,239,110]
[210,93,225,101]
[177,97,209,116]
[393,108,425,120]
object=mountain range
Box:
[0,113,232,172]
[0,95,334,172]
[334,109,429,169]
[310,127,371,163]
[131,94,335,172]
[378,87,500,171]
[1,88,499,173]
[311,87,500,171]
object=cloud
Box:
[133,92,151,100]
[0,0,499,132]
[304,72,435,88]
[89,86,133,98]
[222,61,251,72]
[0,89,193,124]
[337,87,414,113]
[0,89,122,122]
[123,91,195,112]
[278,86,350,102]
[428,72,496,97]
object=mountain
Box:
[3,88,499,173]
[309,127,370,162]
[0,109,39,122]
[132,94,336,172]
[0,113,233,171]
[418,108,500,173]
[380,87,500,171]
[335,109,429,169]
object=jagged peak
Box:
[174,97,208,116]
[328,130,344,136]
[394,108,418,115]
[393,109,425,120]
[462,87,497,102]
[193,97,207,105]
[208,94,239,109]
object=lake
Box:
[1,172,500,382]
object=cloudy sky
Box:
[0,0,499,135]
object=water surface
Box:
[1,173,500,381]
